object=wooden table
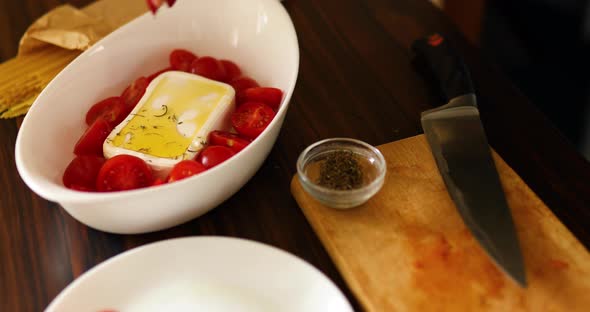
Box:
[1,0,589,311]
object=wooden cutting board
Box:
[291,135,590,311]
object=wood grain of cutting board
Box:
[291,135,590,311]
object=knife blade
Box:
[412,33,527,287]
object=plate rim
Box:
[45,236,353,311]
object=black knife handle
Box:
[412,33,474,102]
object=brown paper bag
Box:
[19,0,148,55]
[0,0,148,118]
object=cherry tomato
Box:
[231,102,276,139]
[151,177,166,186]
[62,155,105,191]
[96,155,153,192]
[169,49,197,72]
[199,146,236,169]
[229,76,259,93]
[146,0,159,14]
[168,160,207,182]
[236,87,283,110]
[121,76,149,112]
[147,0,177,13]
[74,119,112,156]
[220,60,242,82]
[85,96,127,127]
[147,67,172,83]
[209,130,251,153]
[190,56,226,81]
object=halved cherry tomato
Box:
[199,146,236,169]
[74,119,112,156]
[220,60,242,82]
[121,77,149,113]
[209,130,250,153]
[62,155,105,191]
[151,177,166,186]
[231,102,276,139]
[147,67,172,83]
[96,155,153,192]
[85,97,127,126]
[229,76,259,93]
[169,49,196,72]
[168,160,206,182]
[190,56,226,81]
[236,87,283,110]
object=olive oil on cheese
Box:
[110,73,229,159]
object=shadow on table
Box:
[481,0,590,161]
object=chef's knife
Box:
[412,33,527,287]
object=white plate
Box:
[46,237,353,312]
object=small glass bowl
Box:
[296,138,387,209]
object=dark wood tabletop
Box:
[1,0,589,311]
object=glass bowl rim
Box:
[296,137,387,196]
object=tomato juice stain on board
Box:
[549,259,570,270]
[403,226,517,310]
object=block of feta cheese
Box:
[103,71,235,177]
